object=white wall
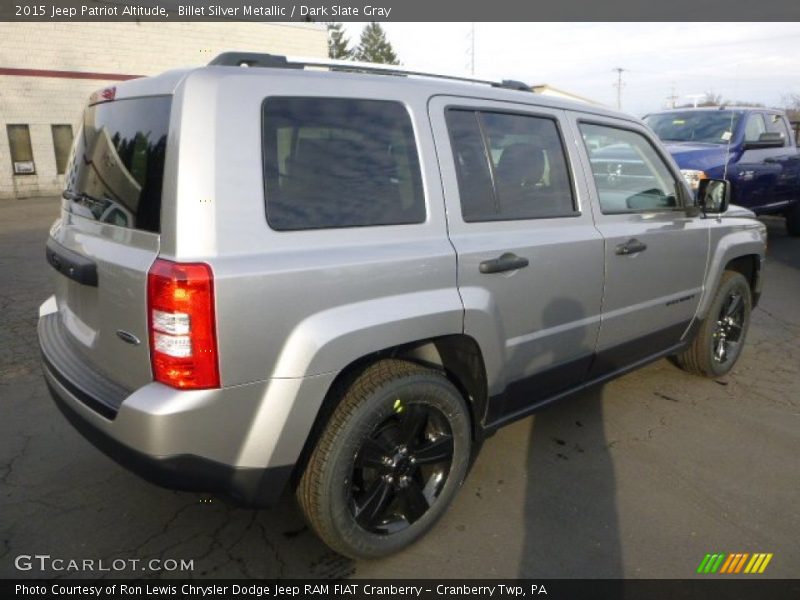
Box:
[0,22,328,199]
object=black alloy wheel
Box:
[712,289,746,365]
[670,270,752,377]
[296,359,472,558]
[350,400,454,534]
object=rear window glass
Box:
[64,96,170,233]
[262,97,425,231]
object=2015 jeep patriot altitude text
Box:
[39,53,766,558]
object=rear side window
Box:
[766,114,790,145]
[262,97,425,231]
[743,114,767,143]
[446,109,576,222]
[64,96,171,233]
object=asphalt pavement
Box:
[1,197,798,579]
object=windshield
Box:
[63,96,171,233]
[644,111,741,145]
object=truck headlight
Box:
[680,169,707,191]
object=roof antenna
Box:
[722,64,740,183]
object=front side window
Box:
[580,123,680,213]
[446,109,575,221]
[262,97,425,231]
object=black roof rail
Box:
[207,52,532,92]
[494,80,532,92]
[208,52,302,69]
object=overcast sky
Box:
[341,22,800,116]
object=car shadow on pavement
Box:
[519,386,624,580]
[514,297,623,579]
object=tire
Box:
[296,359,472,559]
[673,271,752,377]
[786,202,800,237]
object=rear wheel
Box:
[672,271,752,377]
[786,202,800,237]
[297,359,471,558]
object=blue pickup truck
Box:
[644,107,800,236]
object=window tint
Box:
[744,113,767,142]
[262,97,425,231]
[446,109,575,221]
[580,123,680,213]
[445,110,496,221]
[64,96,171,233]
[7,125,35,174]
[51,124,73,175]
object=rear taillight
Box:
[147,258,220,389]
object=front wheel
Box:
[672,271,752,377]
[296,359,472,558]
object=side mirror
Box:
[697,179,730,214]
[743,132,785,149]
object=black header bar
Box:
[4,579,800,600]
[3,0,800,22]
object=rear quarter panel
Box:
[165,69,463,386]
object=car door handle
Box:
[615,239,648,256]
[479,252,530,274]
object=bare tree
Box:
[676,91,764,109]
[782,93,800,121]
[700,91,724,107]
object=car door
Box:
[733,112,778,211]
[763,113,800,208]
[568,114,710,377]
[429,97,605,426]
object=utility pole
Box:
[667,83,679,109]
[613,67,627,110]
[467,23,475,75]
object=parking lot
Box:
[1,196,798,579]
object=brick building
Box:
[0,22,327,200]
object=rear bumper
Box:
[38,307,334,507]
[45,374,291,506]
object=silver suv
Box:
[39,53,766,558]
